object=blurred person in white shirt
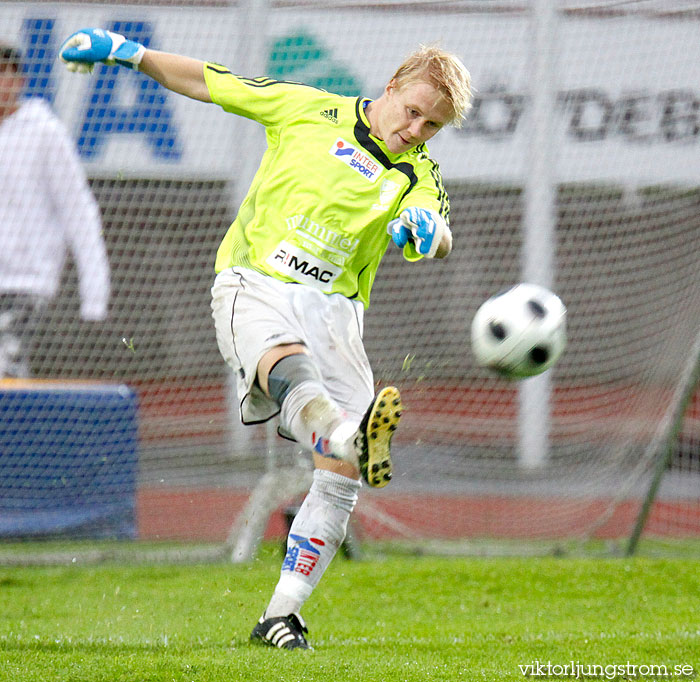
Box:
[0,41,110,377]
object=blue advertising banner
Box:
[0,382,139,539]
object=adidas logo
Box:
[320,108,339,124]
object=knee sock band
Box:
[267,353,323,406]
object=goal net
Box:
[1,0,698,559]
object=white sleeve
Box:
[45,115,111,320]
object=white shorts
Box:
[211,267,374,425]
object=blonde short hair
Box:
[391,44,472,128]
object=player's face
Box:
[374,79,452,154]
[0,65,23,120]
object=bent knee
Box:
[257,343,310,397]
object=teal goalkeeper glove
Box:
[387,207,447,258]
[60,28,146,73]
[387,216,411,249]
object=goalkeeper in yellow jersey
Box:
[60,29,472,650]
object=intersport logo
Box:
[329,138,381,182]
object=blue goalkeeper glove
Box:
[387,207,447,257]
[387,216,411,249]
[60,28,146,73]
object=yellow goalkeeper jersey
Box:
[204,63,449,308]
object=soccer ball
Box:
[471,283,567,379]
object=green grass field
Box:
[1,546,698,681]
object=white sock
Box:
[329,421,361,467]
[280,382,348,458]
[264,469,360,618]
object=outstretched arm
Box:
[60,28,212,103]
[139,50,211,102]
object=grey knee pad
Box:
[267,353,324,407]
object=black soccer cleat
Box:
[250,613,312,650]
[355,386,402,488]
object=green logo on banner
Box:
[267,32,362,97]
